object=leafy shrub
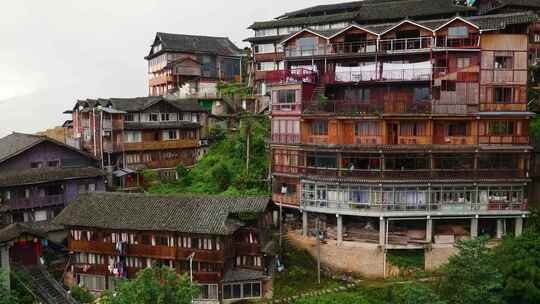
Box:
[70,285,95,303]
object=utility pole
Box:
[316,216,321,285]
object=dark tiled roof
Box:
[0,133,43,164]
[77,97,208,113]
[249,0,474,30]
[222,268,266,283]
[124,121,201,130]
[0,167,105,187]
[277,1,364,19]
[0,223,47,243]
[0,133,96,165]
[490,0,540,12]
[243,35,288,43]
[146,33,242,59]
[53,192,269,235]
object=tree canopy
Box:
[100,267,199,304]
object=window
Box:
[457,57,471,69]
[344,88,370,101]
[441,80,456,92]
[414,87,430,102]
[163,130,179,141]
[126,153,141,164]
[161,113,170,121]
[34,210,48,222]
[448,26,468,38]
[257,62,276,71]
[478,154,517,169]
[255,28,278,37]
[298,37,316,51]
[88,184,96,192]
[47,160,60,168]
[494,87,512,103]
[78,184,87,194]
[534,33,540,43]
[223,282,262,299]
[311,120,328,136]
[277,90,296,104]
[78,274,106,292]
[385,154,430,170]
[255,44,276,53]
[489,121,515,136]
[124,131,142,143]
[125,113,134,122]
[306,153,337,168]
[434,154,474,170]
[447,122,468,136]
[198,284,219,300]
[495,56,513,69]
[149,113,159,122]
[355,121,381,136]
[141,235,152,246]
[400,122,427,136]
[30,162,43,169]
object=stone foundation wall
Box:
[425,245,458,271]
[288,231,385,278]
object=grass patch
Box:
[273,240,341,299]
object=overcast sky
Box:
[0,0,346,137]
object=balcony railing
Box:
[282,35,480,59]
[323,68,437,84]
[479,136,529,145]
[266,68,318,84]
[275,166,527,180]
[379,37,433,53]
[271,133,300,144]
[302,199,526,213]
[4,195,65,211]
[271,103,302,113]
[303,99,432,114]
[435,34,480,48]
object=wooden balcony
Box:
[68,240,114,255]
[128,244,176,259]
[303,99,431,115]
[144,158,197,170]
[379,37,433,53]
[479,136,529,145]
[480,104,527,112]
[433,136,475,145]
[5,195,65,211]
[234,243,261,256]
[397,136,431,145]
[323,68,437,84]
[271,103,302,114]
[266,68,317,84]
[306,136,330,145]
[123,139,199,152]
[434,34,480,49]
[177,250,225,263]
[272,193,300,206]
[271,133,300,144]
[149,75,176,87]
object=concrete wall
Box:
[425,245,458,272]
[288,231,385,278]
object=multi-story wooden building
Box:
[145,32,243,97]
[248,1,539,276]
[69,97,209,179]
[0,133,105,226]
[53,192,273,303]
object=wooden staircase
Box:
[13,264,79,304]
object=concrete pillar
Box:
[496,219,504,239]
[515,218,523,237]
[0,246,10,290]
[337,215,343,245]
[426,219,433,243]
[379,218,386,246]
[302,211,308,237]
[471,218,478,238]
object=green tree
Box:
[0,271,20,304]
[100,266,199,304]
[438,237,504,304]
[291,292,370,304]
[210,163,232,192]
[394,283,446,304]
[70,285,95,303]
[494,230,540,303]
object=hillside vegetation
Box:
[148,114,270,196]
